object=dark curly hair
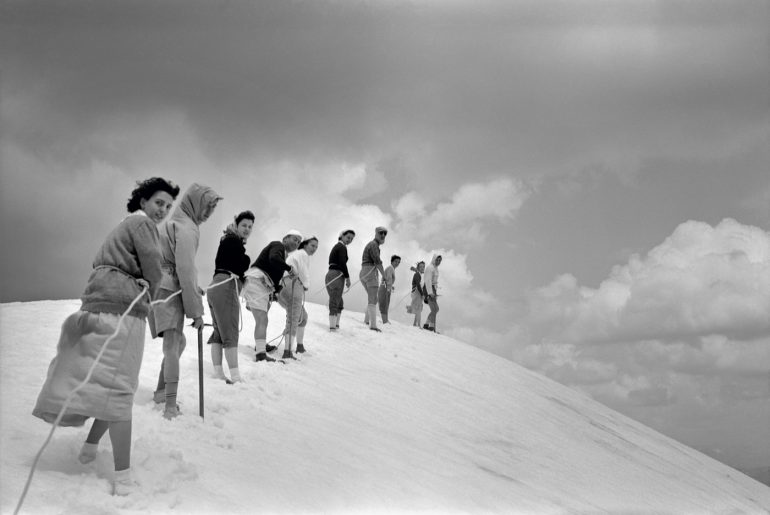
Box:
[126,177,180,213]
[235,210,256,225]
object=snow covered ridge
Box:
[2,300,769,514]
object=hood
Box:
[430,254,441,266]
[173,183,222,225]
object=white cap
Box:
[286,229,303,239]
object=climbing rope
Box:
[15,285,150,515]
[16,273,242,514]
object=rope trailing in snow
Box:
[16,273,242,514]
[15,285,150,515]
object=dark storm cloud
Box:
[3,0,767,188]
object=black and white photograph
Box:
[1,0,769,513]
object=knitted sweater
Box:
[361,240,382,266]
[411,271,425,295]
[80,212,162,319]
[252,241,292,293]
[327,241,350,278]
[214,230,250,281]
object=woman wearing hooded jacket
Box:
[207,210,254,383]
[422,254,442,332]
[33,177,179,495]
[151,183,221,419]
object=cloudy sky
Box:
[2,0,768,475]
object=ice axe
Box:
[197,325,204,419]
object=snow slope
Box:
[1,300,769,514]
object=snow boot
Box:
[329,315,337,331]
[78,442,99,464]
[296,343,306,354]
[367,304,378,331]
[152,389,165,404]
[113,468,134,496]
[256,351,276,362]
[163,382,179,419]
[163,405,181,420]
[282,350,296,360]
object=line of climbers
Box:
[30,177,443,496]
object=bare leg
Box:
[211,342,223,367]
[211,342,225,379]
[250,308,270,360]
[250,308,268,343]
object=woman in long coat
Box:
[33,177,179,495]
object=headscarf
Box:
[174,183,222,225]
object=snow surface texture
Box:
[1,299,769,514]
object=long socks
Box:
[211,342,224,378]
[164,382,179,419]
[224,346,240,382]
[367,304,378,330]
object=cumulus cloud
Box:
[392,178,531,249]
[492,218,770,466]
[528,219,770,346]
[177,165,515,334]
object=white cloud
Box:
[527,219,770,346]
[393,177,531,249]
[181,165,513,334]
[496,218,770,451]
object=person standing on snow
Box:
[280,236,318,358]
[243,230,301,361]
[407,261,427,327]
[151,183,222,420]
[207,210,254,384]
[378,254,401,324]
[326,229,355,331]
[33,177,179,495]
[360,226,388,332]
[423,254,442,332]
